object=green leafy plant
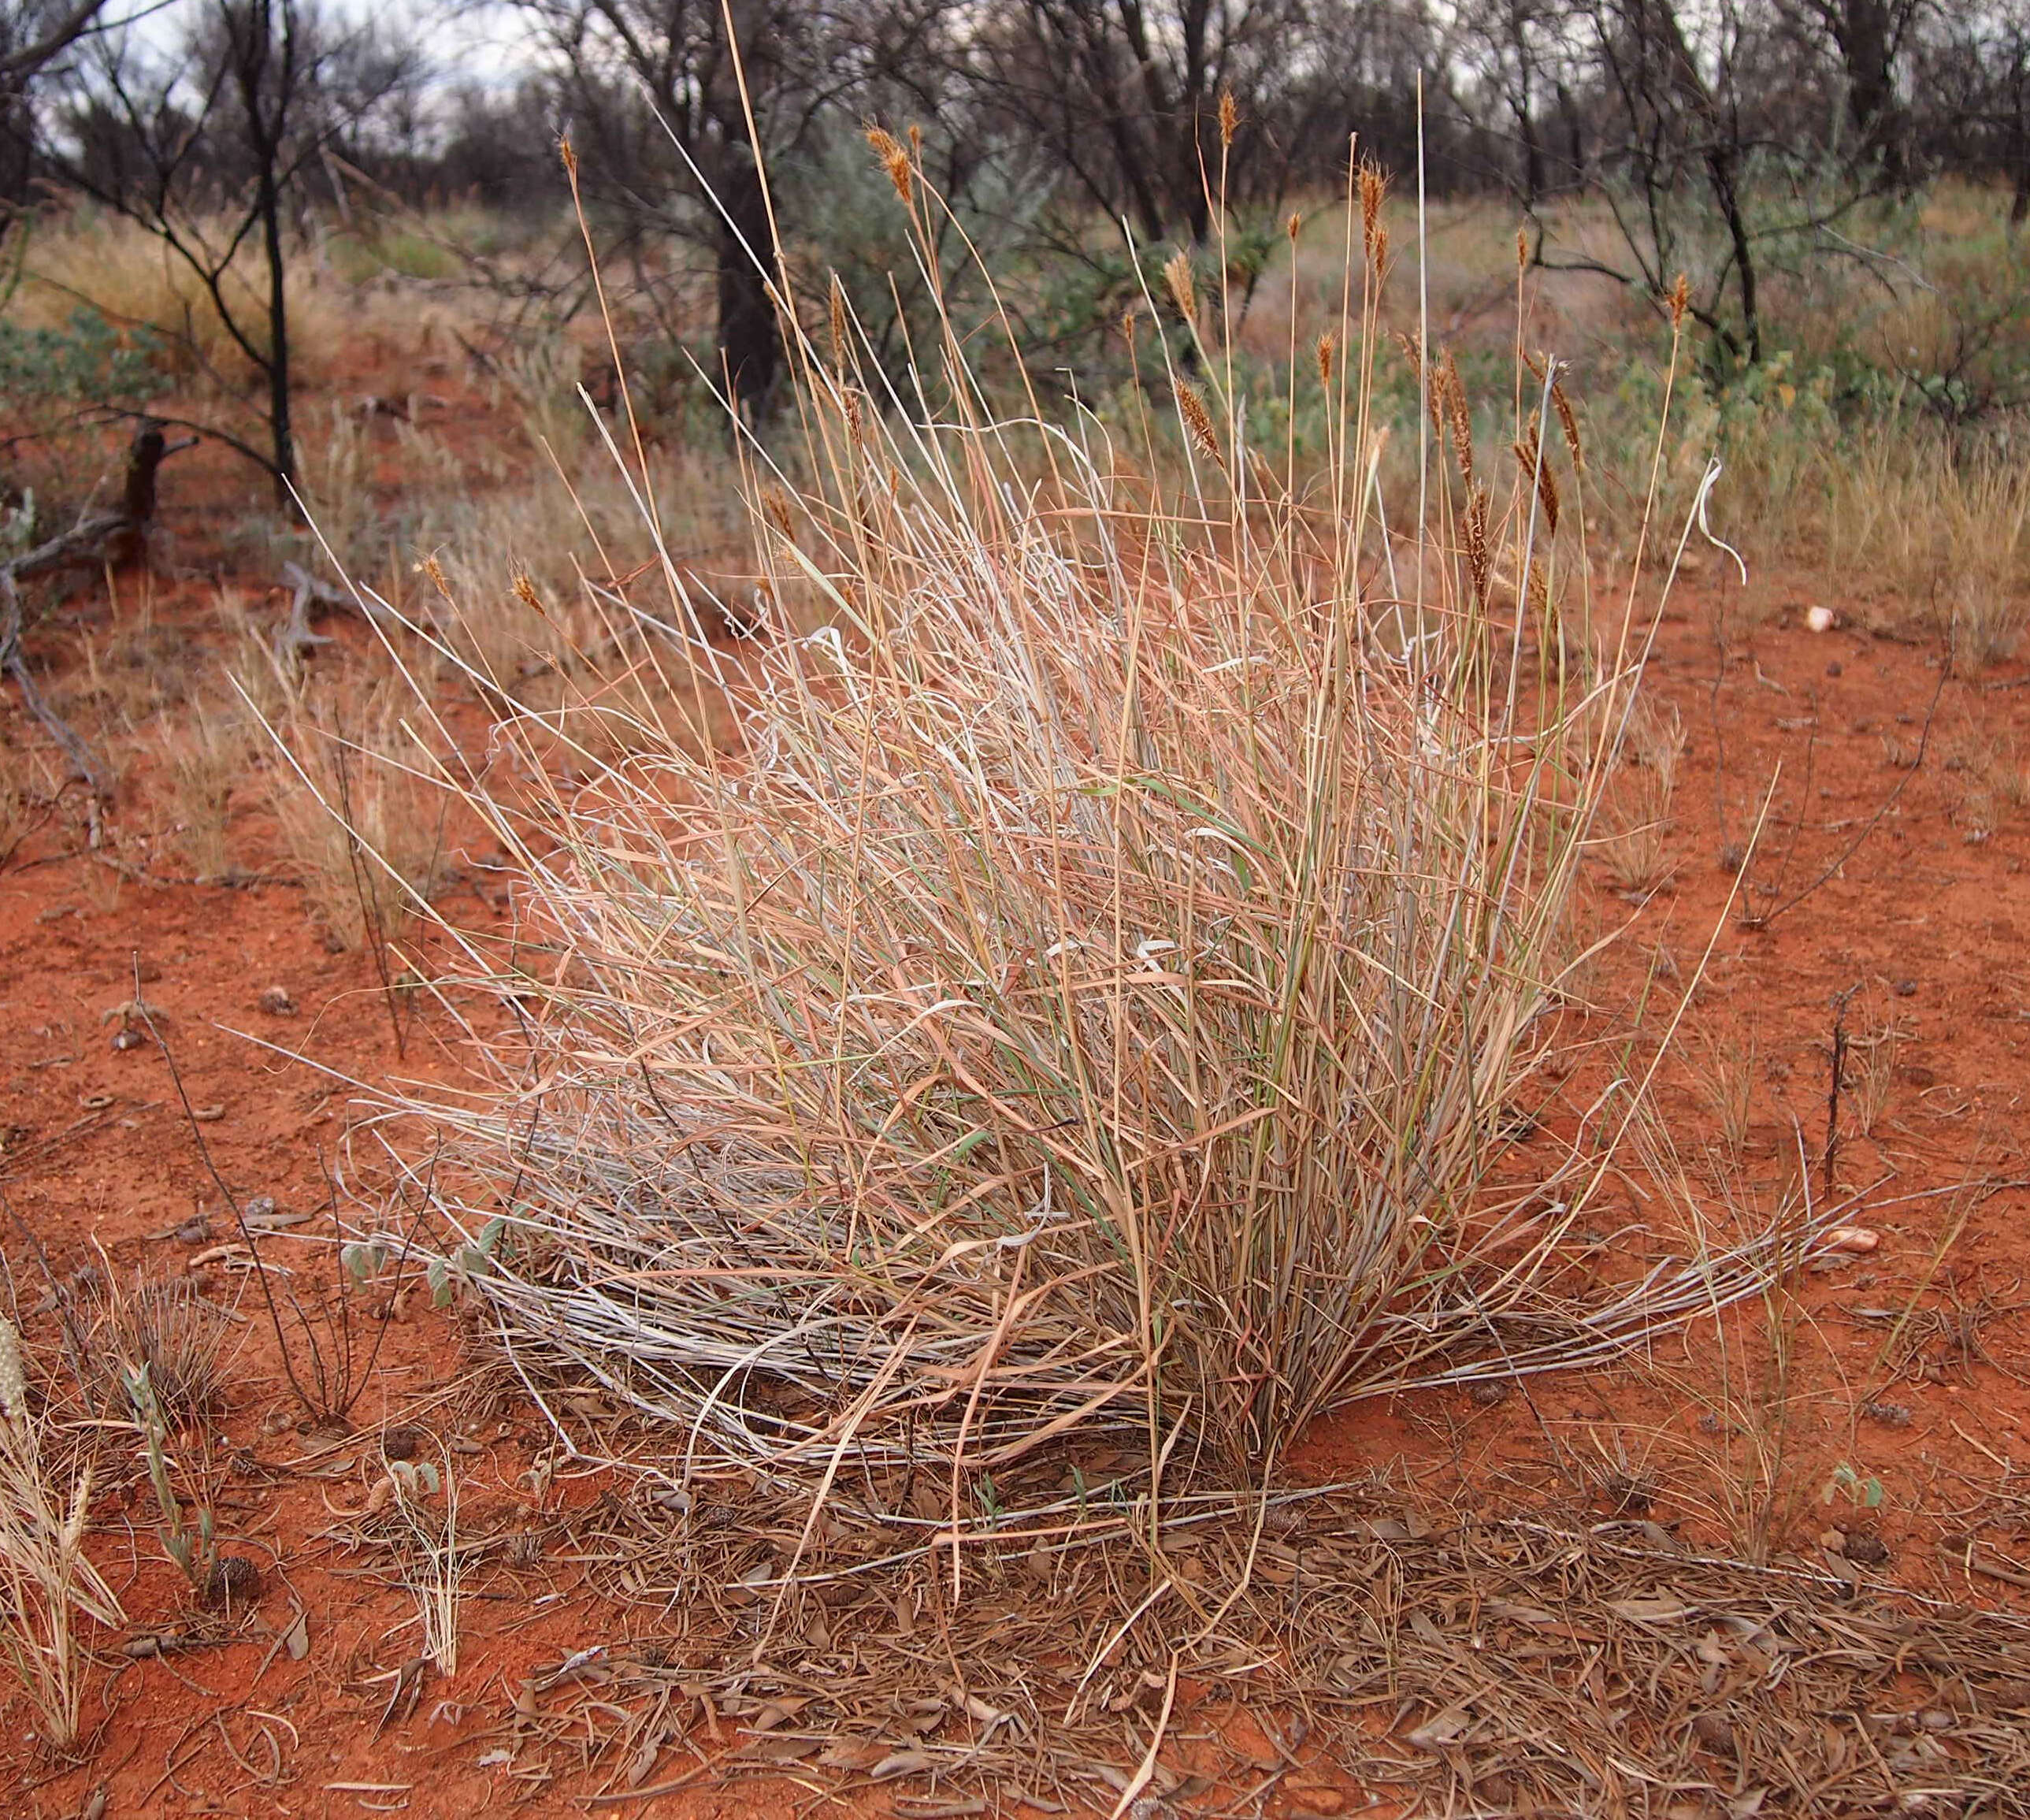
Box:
[123,1362,213,1592]
[1822,1461,1886,1511]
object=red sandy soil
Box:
[2,414,2027,1817]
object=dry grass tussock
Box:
[17,206,349,388]
[253,671,453,951]
[0,1317,123,1754]
[347,148,1851,1641]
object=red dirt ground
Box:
[2,418,2028,1816]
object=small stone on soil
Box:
[258,984,295,1015]
[381,1424,425,1462]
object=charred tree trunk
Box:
[713,141,778,420]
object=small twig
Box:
[1824,985,1857,1202]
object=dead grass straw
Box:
[350,132,1845,1606]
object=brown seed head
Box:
[1359,162,1386,263]
[558,134,578,181]
[1669,272,1690,328]
[1513,428,1561,535]
[511,571,547,618]
[1551,379,1584,471]
[1516,228,1527,271]
[1464,485,1492,604]
[421,553,455,604]
[1443,350,1472,481]
[1316,331,1336,388]
[1396,330,1423,385]
[1175,381,1222,464]
[762,486,796,541]
[1286,210,1302,243]
[866,125,912,205]
[1219,88,1239,149]
[1164,251,1198,324]
[829,277,848,372]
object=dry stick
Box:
[132,978,408,1426]
[0,421,190,795]
[1824,983,1857,1203]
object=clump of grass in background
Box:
[262,682,450,950]
[156,705,257,882]
[0,1317,123,1754]
[363,137,1828,1592]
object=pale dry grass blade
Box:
[0,1317,123,1754]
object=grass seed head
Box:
[1465,485,1493,604]
[829,276,849,372]
[866,125,913,205]
[1175,379,1221,462]
[1552,379,1584,471]
[1164,250,1198,324]
[1445,351,1474,481]
[1316,331,1335,388]
[1515,427,1561,534]
[1360,162,1386,265]
[1219,87,1239,148]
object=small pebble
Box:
[1468,1380,1509,1406]
[381,1425,425,1462]
[111,1027,146,1052]
[1893,979,1917,997]
[1860,1401,1912,1428]
[258,984,295,1015]
[243,1194,276,1220]
[1825,660,1843,677]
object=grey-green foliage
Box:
[0,308,161,414]
[785,127,1048,403]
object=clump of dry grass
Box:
[1826,430,2030,663]
[156,704,256,882]
[261,681,451,950]
[358,141,1839,1595]
[74,1270,230,1421]
[0,1317,123,1754]
[18,206,345,388]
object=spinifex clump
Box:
[366,141,1809,1558]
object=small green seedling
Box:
[1821,1462,1885,1510]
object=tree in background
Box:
[34,0,421,503]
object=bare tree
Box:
[45,0,421,502]
[966,0,1314,248]
[1,1,117,200]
